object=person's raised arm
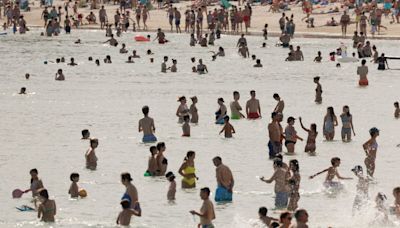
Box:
[299,117,309,132]
[309,168,328,179]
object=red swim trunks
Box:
[247,112,260,119]
[359,79,368,86]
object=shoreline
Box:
[24,25,400,40]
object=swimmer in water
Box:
[258,207,278,227]
[74,39,81,44]
[238,43,250,58]
[146,146,158,176]
[37,189,56,222]
[196,59,208,74]
[138,106,157,143]
[340,105,355,142]
[299,117,318,154]
[182,115,190,137]
[309,157,352,188]
[254,59,263,67]
[394,102,400,118]
[168,59,177,72]
[95,59,100,66]
[24,168,44,197]
[189,96,198,124]
[176,96,190,123]
[68,173,80,198]
[85,138,98,170]
[189,187,216,228]
[357,59,369,86]
[19,87,26,94]
[314,51,322,62]
[362,127,379,179]
[126,56,134,63]
[161,56,168,73]
[120,43,128,53]
[25,73,30,79]
[314,76,322,104]
[351,165,369,214]
[260,159,290,209]
[68,58,77,66]
[219,116,235,138]
[104,34,118,46]
[121,172,141,215]
[273,93,284,114]
[104,55,112,63]
[156,142,168,176]
[178,151,197,188]
[131,50,140,58]
[251,55,256,61]
[166,172,176,200]
[323,107,338,141]
[146,49,154,55]
[116,199,140,226]
[55,69,65,81]
[230,91,245,120]
[284,117,303,154]
[81,129,90,140]
[246,90,261,119]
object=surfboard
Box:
[16,205,34,211]
[221,0,231,9]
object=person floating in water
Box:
[246,90,261,119]
[19,87,26,94]
[104,34,118,46]
[309,157,352,189]
[138,106,157,143]
[81,129,90,140]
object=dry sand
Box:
[1,0,400,39]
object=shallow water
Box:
[1,30,400,228]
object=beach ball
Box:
[78,189,87,198]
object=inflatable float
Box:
[134,35,150,42]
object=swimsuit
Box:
[247,112,260,119]
[142,134,157,143]
[182,166,196,186]
[215,185,232,202]
[341,115,352,135]
[231,113,240,120]
[323,116,334,134]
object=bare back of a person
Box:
[224,123,234,138]
[325,167,336,182]
[139,117,154,135]
[39,200,56,222]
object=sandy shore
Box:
[2,0,400,39]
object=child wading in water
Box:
[166,172,176,200]
[309,157,352,190]
[68,173,80,198]
[299,117,318,155]
[116,199,140,226]
[85,138,98,170]
[182,115,190,137]
[219,116,235,138]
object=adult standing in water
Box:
[230,91,245,120]
[377,53,389,70]
[363,128,379,179]
[215,97,227,124]
[273,93,284,114]
[138,106,157,143]
[246,90,261,119]
[268,112,282,159]
[340,105,355,142]
[176,96,190,123]
[178,151,197,189]
[323,107,338,141]
[121,173,141,216]
[190,187,216,228]
[284,117,303,154]
[189,96,199,124]
[287,159,301,211]
[213,156,234,202]
[314,76,322,104]
[156,142,168,176]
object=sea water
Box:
[1,30,400,227]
